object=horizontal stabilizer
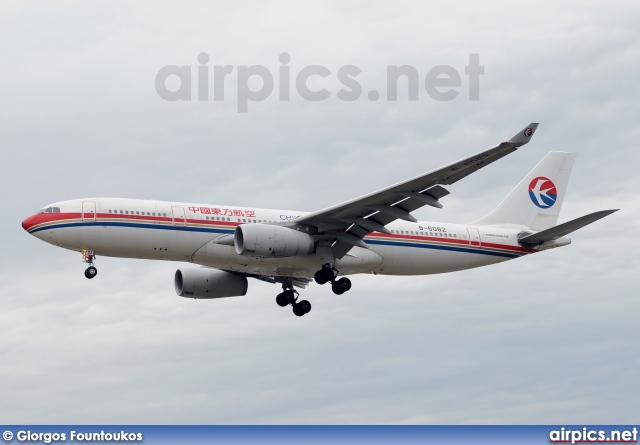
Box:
[519,209,619,244]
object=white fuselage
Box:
[23,198,537,279]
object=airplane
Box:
[22,123,618,317]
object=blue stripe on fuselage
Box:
[365,239,520,259]
[30,220,521,258]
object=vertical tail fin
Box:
[472,151,576,230]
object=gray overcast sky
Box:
[1,1,639,424]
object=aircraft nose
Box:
[22,215,38,233]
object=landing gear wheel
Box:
[276,293,288,307]
[314,267,334,285]
[332,277,351,295]
[84,266,97,279]
[293,300,311,317]
[276,290,295,307]
[314,270,327,285]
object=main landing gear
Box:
[273,265,351,317]
[276,282,312,317]
[314,265,352,295]
[82,249,98,279]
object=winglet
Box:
[508,123,539,145]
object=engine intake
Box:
[175,268,248,299]
[234,223,315,257]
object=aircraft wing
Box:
[295,123,540,258]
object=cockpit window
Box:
[37,206,61,214]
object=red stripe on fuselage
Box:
[365,232,535,253]
[24,213,534,254]
[22,212,81,231]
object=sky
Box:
[1,0,639,424]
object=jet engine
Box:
[175,268,248,299]
[234,223,315,257]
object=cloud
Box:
[1,0,639,424]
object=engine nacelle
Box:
[234,223,315,257]
[175,268,248,299]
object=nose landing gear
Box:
[84,266,98,279]
[82,250,98,279]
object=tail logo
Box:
[523,128,533,137]
[528,176,557,209]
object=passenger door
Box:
[172,206,187,226]
[467,228,481,247]
[82,201,96,221]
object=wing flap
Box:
[248,274,313,289]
